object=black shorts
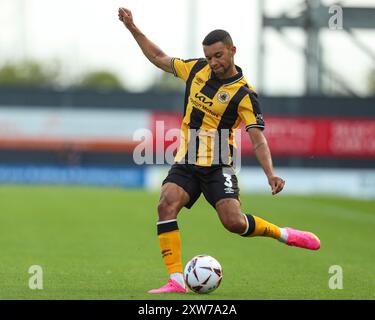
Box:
[162,163,240,209]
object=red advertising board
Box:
[150,112,375,158]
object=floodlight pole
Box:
[187,0,198,58]
[261,0,375,96]
[18,0,27,61]
[257,0,265,94]
[305,0,323,95]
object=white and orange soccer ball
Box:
[184,255,223,294]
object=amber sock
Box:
[157,219,184,276]
[240,213,282,239]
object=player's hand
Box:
[268,176,285,195]
[118,7,134,29]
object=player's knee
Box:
[157,199,178,220]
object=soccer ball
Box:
[184,255,223,294]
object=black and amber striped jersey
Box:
[171,57,265,167]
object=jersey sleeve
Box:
[171,58,200,81]
[238,91,265,131]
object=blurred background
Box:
[0,0,375,198]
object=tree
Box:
[0,60,59,87]
[151,72,185,92]
[78,70,124,90]
[0,61,125,90]
[368,70,375,95]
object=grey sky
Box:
[0,0,374,95]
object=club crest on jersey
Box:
[217,91,230,103]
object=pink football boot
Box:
[284,227,321,250]
[148,279,188,294]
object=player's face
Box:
[203,41,236,78]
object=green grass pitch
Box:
[0,185,373,300]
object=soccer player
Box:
[118,7,320,294]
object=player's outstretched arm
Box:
[248,128,285,195]
[118,7,173,73]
